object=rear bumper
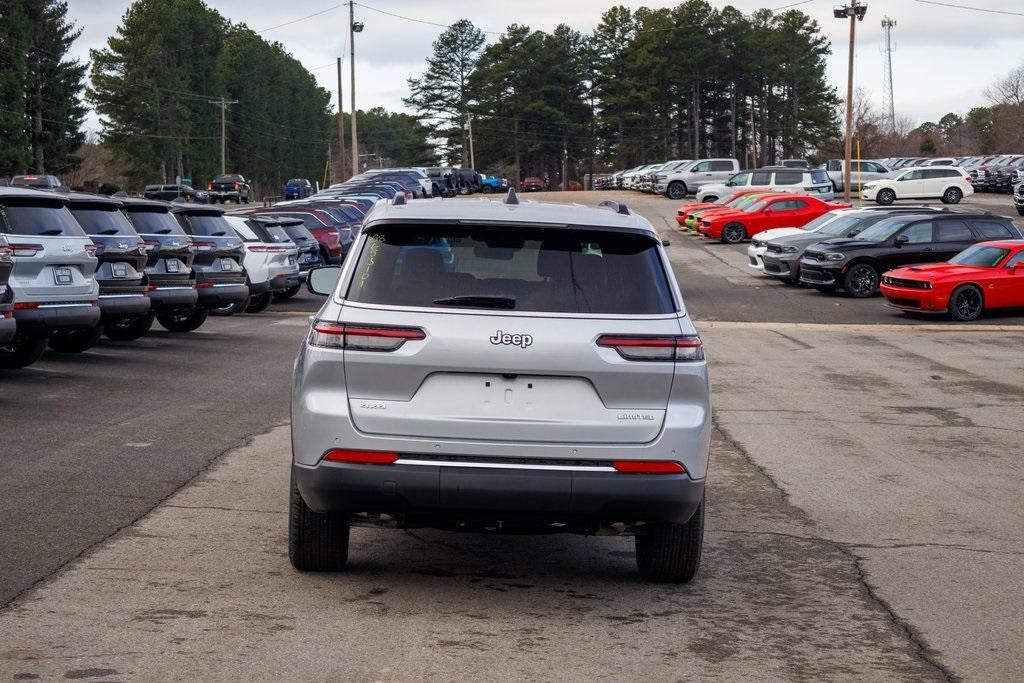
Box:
[248,280,270,297]
[98,293,151,320]
[293,460,705,528]
[13,303,101,336]
[196,283,250,309]
[269,272,301,291]
[0,310,15,345]
[148,285,199,312]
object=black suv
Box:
[61,193,150,350]
[143,184,207,203]
[118,197,199,338]
[800,212,1022,297]
[168,205,249,330]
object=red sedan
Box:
[675,189,772,226]
[521,177,545,192]
[880,240,1024,321]
[698,194,850,243]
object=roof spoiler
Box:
[599,200,631,216]
[392,193,407,206]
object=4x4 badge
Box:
[489,330,533,348]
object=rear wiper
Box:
[433,295,516,309]
[154,229,172,234]
[209,231,227,237]
[97,229,120,235]
[38,229,63,235]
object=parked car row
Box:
[0,185,360,369]
[674,193,1024,320]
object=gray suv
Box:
[0,235,14,346]
[290,193,711,583]
[0,188,100,368]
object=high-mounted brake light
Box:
[597,335,703,362]
[323,449,399,465]
[10,243,44,256]
[309,321,426,351]
[612,460,686,474]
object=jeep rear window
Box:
[69,207,138,236]
[0,200,86,236]
[180,213,231,236]
[124,208,187,235]
[346,225,675,314]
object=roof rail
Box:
[392,193,407,206]
[598,200,631,216]
[504,187,519,205]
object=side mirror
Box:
[895,234,909,245]
[307,265,342,296]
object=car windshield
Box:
[346,225,675,314]
[182,213,231,236]
[949,245,1010,267]
[855,216,913,241]
[69,207,138,235]
[125,208,188,235]
[800,212,844,233]
[743,200,769,213]
[817,214,879,236]
[0,200,86,236]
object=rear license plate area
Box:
[112,263,128,279]
[53,266,73,285]
[220,258,235,271]
[166,259,180,273]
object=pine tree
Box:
[0,1,31,175]
[405,19,485,166]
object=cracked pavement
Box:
[1,190,1021,680]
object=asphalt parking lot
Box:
[1,190,1022,680]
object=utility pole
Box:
[562,131,568,191]
[349,2,363,176]
[465,114,475,169]
[210,98,238,175]
[881,16,897,135]
[336,57,346,182]
[834,1,867,203]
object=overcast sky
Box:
[68,0,1024,134]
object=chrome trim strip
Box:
[394,458,616,472]
[99,294,146,298]
[37,303,94,309]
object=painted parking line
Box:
[693,319,1024,333]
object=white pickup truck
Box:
[655,159,741,200]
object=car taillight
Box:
[143,240,161,252]
[13,301,40,310]
[964,177,972,182]
[596,335,704,362]
[0,246,12,258]
[247,245,286,252]
[323,449,398,465]
[207,183,213,191]
[10,243,43,256]
[308,321,425,351]
[612,460,686,474]
[84,243,99,257]
[234,183,239,190]
[191,240,215,252]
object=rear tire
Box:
[103,314,154,341]
[275,284,301,300]
[941,187,963,204]
[245,291,272,313]
[0,334,48,369]
[635,495,704,583]
[948,284,984,322]
[666,181,687,201]
[289,474,349,571]
[47,325,102,353]
[481,185,493,194]
[157,309,209,332]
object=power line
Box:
[911,0,1024,16]
[253,4,342,33]
[352,2,504,35]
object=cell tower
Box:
[881,16,896,134]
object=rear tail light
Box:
[84,243,99,257]
[191,240,215,252]
[612,460,686,474]
[0,246,12,258]
[13,301,39,310]
[309,321,425,351]
[233,182,239,190]
[323,449,398,465]
[597,335,704,362]
[10,243,43,256]
[207,183,213,191]
[248,245,287,253]
[142,240,161,252]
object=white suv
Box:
[696,166,834,203]
[862,166,973,205]
[290,192,711,583]
[224,215,300,313]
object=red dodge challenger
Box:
[880,240,1024,321]
[698,194,850,243]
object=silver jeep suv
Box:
[0,188,100,368]
[290,193,711,582]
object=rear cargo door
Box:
[338,223,683,445]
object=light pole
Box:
[210,98,238,175]
[834,1,867,203]
[349,2,363,176]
